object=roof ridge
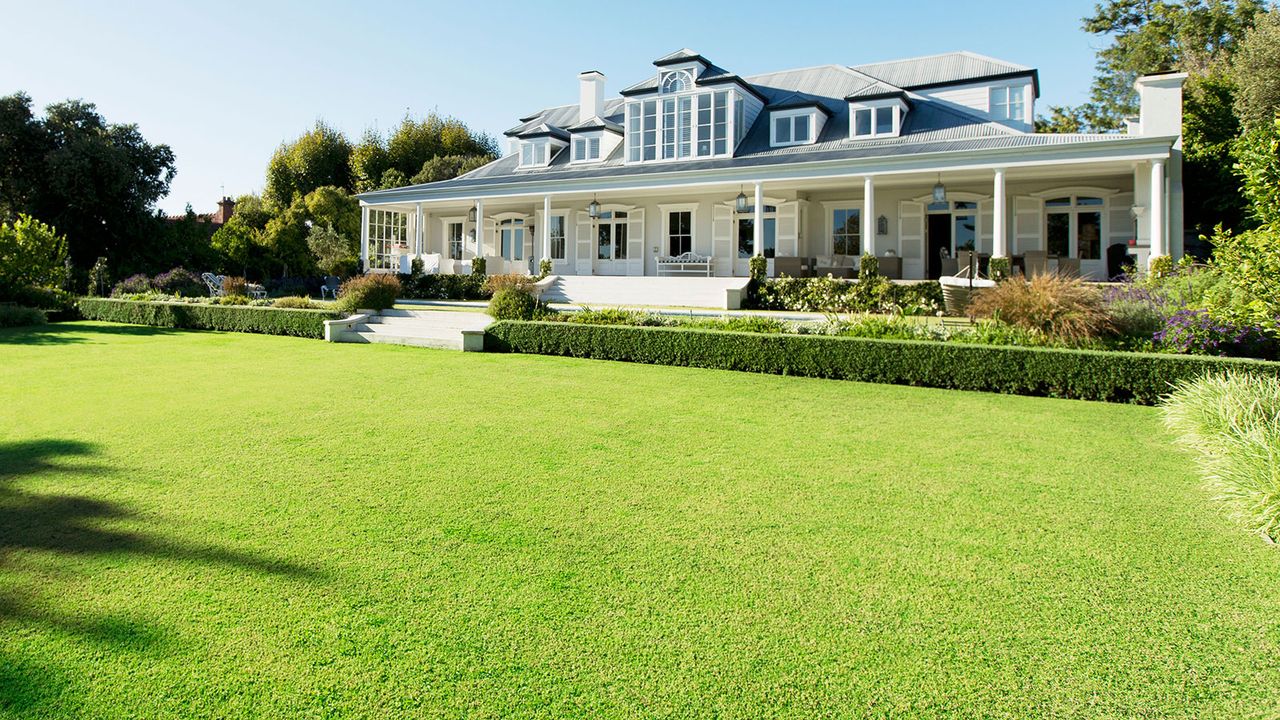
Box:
[855,49,1030,72]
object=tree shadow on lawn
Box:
[0,322,183,345]
[0,439,326,713]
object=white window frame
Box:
[990,84,1027,123]
[770,109,815,147]
[848,101,905,139]
[496,216,527,261]
[1036,192,1111,261]
[660,204,698,257]
[823,202,862,256]
[548,213,567,260]
[367,208,408,270]
[518,139,560,169]
[626,89,735,164]
[660,70,693,94]
[441,217,465,261]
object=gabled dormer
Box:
[767,95,831,147]
[845,91,910,140]
[506,123,569,169]
[618,49,765,164]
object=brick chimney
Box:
[214,196,236,225]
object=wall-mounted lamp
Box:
[877,215,889,236]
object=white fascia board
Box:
[358,136,1177,207]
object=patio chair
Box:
[246,283,268,299]
[320,276,341,300]
[1023,251,1049,277]
[201,272,225,297]
[878,255,902,280]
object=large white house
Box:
[358,49,1185,286]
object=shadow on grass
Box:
[0,439,325,713]
[0,322,182,345]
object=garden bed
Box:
[484,320,1280,404]
[77,298,340,338]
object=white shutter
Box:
[711,205,733,276]
[481,218,497,265]
[1109,192,1134,245]
[1014,196,1043,254]
[978,199,994,255]
[777,202,799,258]
[627,208,645,276]
[575,211,593,275]
[898,201,925,279]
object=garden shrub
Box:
[272,296,318,309]
[399,272,488,301]
[0,214,67,297]
[538,259,553,278]
[214,294,253,306]
[472,257,487,276]
[989,257,1011,281]
[484,320,1280,405]
[1163,372,1280,540]
[77,298,337,338]
[0,304,47,328]
[1149,255,1175,279]
[751,276,941,315]
[488,287,540,321]
[684,315,789,334]
[561,308,668,326]
[112,274,152,296]
[1155,309,1277,359]
[484,273,536,295]
[968,274,1113,345]
[221,276,249,297]
[749,255,767,282]
[87,257,110,297]
[153,267,206,297]
[335,273,401,313]
[858,255,879,281]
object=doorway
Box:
[926,214,950,279]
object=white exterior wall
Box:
[918,78,1035,131]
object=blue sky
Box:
[1,0,1104,214]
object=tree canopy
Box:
[350,113,498,192]
[264,120,353,208]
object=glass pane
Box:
[1045,197,1072,207]
[854,108,871,136]
[774,116,791,143]
[1078,211,1101,259]
[1077,196,1104,206]
[1047,213,1070,256]
[876,106,893,134]
[614,211,628,219]
[738,218,753,258]
[794,116,809,143]
[764,218,776,258]
[501,228,512,258]
[954,215,976,252]
[615,223,628,259]
[598,225,612,259]
[662,98,676,159]
[954,201,977,210]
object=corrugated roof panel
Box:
[853,51,1031,89]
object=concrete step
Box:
[348,330,462,350]
[540,276,749,309]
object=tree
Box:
[411,154,492,185]
[211,194,270,276]
[0,214,68,297]
[1183,71,1248,238]
[0,93,176,273]
[302,185,359,241]
[306,223,356,276]
[1230,9,1280,133]
[350,113,498,192]
[264,120,353,208]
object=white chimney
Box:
[1134,73,1188,137]
[579,70,606,124]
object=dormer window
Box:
[990,84,1027,122]
[661,70,692,93]
[848,99,907,139]
[770,107,826,147]
[519,141,546,167]
[572,135,601,163]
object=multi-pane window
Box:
[737,215,777,258]
[549,215,566,260]
[499,219,524,261]
[1045,196,1105,260]
[991,85,1026,122]
[367,209,407,270]
[596,211,628,260]
[627,90,730,162]
[660,70,691,94]
[831,208,861,256]
[667,211,692,256]
[772,112,812,146]
[447,221,463,260]
[851,105,897,138]
[572,136,600,162]
[519,141,547,167]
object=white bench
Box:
[656,252,713,277]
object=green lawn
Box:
[2,322,1278,718]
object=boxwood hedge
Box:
[77,298,339,339]
[483,320,1280,404]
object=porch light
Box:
[468,205,477,223]
[735,186,749,214]
[588,196,601,219]
[932,176,947,204]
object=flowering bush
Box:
[1155,309,1276,359]
[152,267,206,297]
[111,274,152,296]
[751,276,942,316]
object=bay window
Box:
[627,89,732,163]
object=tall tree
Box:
[264,120,353,208]
[350,113,498,192]
[1230,9,1280,133]
[0,93,176,272]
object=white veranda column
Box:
[542,195,551,261]
[1149,160,1167,265]
[474,199,484,259]
[414,203,424,254]
[992,169,1008,258]
[753,181,764,256]
[359,205,369,271]
[862,176,875,256]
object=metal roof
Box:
[853,51,1039,96]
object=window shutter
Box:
[898,201,925,270]
[575,211,593,275]
[712,205,732,276]
[626,209,645,276]
[777,202,799,258]
[1014,196,1044,254]
[978,199,994,255]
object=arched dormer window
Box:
[661,70,692,94]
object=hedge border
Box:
[77,298,340,339]
[484,320,1280,405]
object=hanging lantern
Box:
[932,177,947,204]
[735,187,749,214]
[588,197,601,219]
[467,205,477,223]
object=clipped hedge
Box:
[77,298,339,339]
[484,321,1280,404]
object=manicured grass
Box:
[1,321,1278,718]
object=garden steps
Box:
[537,275,750,310]
[338,308,491,350]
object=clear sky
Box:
[1,0,1104,214]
